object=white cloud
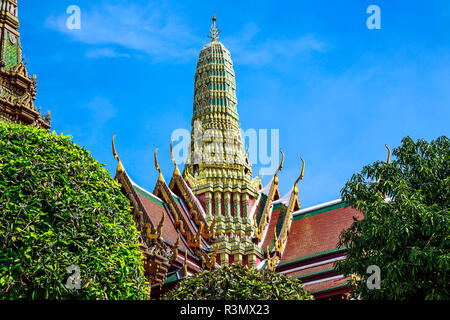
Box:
[45,2,200,63]
[85,47,130,59]
[45,4,326,66]
[225,23,327,66]
[83,96,117,124]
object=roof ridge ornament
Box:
[170,139,181,176]
[112,134,125,175]
[154,147,165,183]
[385,144,391,164]
[208,12,221,42]
[273,149,284,185]
[293,157,305,195]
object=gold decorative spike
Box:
[170,139,181,176]
[112,134,125,175]
[196,222,204,240]
[177,219,187,235]
[169,235,180,263]
[183,250,188,278]
[187,227,201,248]
[276,149,284,174]
[145,223,157,240]
[266,246,280,271]
[156,212,165,235]
[293,157,305,195]
[385,144,391,164]
[274,227,281,252]
[274,149,284,184]
[144,211,164,240]
[208,12,221,41]
[207,245,219,270]
[154,147,165,183]
[202,215,216,239]
[266,247,274,271]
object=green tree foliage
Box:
[0,123,149,299]
[162,263,313,300]
[336,136,449,300]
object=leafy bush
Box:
[336,136,449,300]
[0,123,149,299]
[162,263,313,300]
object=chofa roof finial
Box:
[385,144,391,164]
[293,157,305,195]
[170,139,181,176]
[154,147,165,183]
[274,149,284,185]
[112,134,125,175]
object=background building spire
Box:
[0,0,50,130]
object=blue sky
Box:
[20,0,449,207]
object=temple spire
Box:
[208,12,221,41]
[184,15,260,267]
[0,0,51,130]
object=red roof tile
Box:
[261,205,283,250]
[136,192,189,252]
[281,204,363,264]
[304,276,349,295]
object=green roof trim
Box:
[272,202,284,211]
[293,267,335,281]
[256,193,268,225]
[277,247,347,268]
[260,260,268,269]
[133,182,182,206]
[171,193,182,205]
[133,184,165,207]
[164,272,180,284]
[293,201,347,222]
[268,204,288,251]
[275,205,288,235]
[310,281,350,295]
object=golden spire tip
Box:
[208,12,221,41]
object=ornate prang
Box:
[183,18,263,266]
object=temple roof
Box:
[108,15,372,299]
[280,200,363,265]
